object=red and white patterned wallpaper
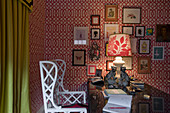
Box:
[45,0,170,94]
[29,0,45,113]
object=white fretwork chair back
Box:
[53,59,86,105]
[40,61,87,113]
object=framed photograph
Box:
[156,24,170,42]
[122,56,133,70]
[106,60,115,71]
[74,27,88,45]
[146,28,153,36]
[105,42,108,56]
[135,26,145,37]
[138,102,150,113]
[153,46,164,60]
[91,28,100,40]
[138,56,151,74]
[105,5,118,21]
[122,26,134,35]
[105,24,119,41]
[72,49,86,66]
[90,15,100,26]
[95,69,102,77]
[87,64,96,75]
[139,39,150,54]
[122,7,141,24]
[152,97,164,112]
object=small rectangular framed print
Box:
[105,24,119,41]
[91,28,100,40]
[74,27,88,45]
[122,7,141,24]
[139,39,150,54]
[122,26,134,35]
[153,46,164,60]
[138,102,150,113]
[95,69,102,77]
[87,64,96,75]
[138,56,151,74]
[105,5,118,21]
[106,60,115,71]
[72,49,86,66]
[122,56,133,70]
[135,26,145,37]
[152,97,164,112]
[90,15,100,26]
[146,28,153,36]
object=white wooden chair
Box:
[39,60,87,113]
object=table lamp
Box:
[107,34,132,80]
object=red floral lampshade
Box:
[108,34,132,56]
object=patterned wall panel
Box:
[45,0,170,95]
[29,0,46,112]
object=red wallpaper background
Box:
[29,0,170,113]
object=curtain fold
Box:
[0,0,31,113]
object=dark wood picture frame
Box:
[72,49,86,66]
[152,97,164,112]
[156,24,170,42]
[91,28,100,40]
[105,5,118,21]
[138,102,150,113]
[122,26,134,35]
[135,26,145,37]
[122,7,141,24]
[90,15,100,26]
[139,39,150,54]
[138,56,151,74]
[106,60,114,71]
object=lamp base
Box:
[113,56,125,80]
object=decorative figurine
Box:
[119,67,130,90]
[105,66,118,89]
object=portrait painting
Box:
[105,5,118,21]
[156,24,170,42]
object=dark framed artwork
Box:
[156,24,170,42]
[105,5,118,21]
[139,39,150,54]
[95,69,102,77]
[91,28,100,40]
[138,102,150,113]
[122,26,134,35]
[138,56,151,74]
[152,97,164,112]
[72,49,86,66]
[135,26,145,37]
[152,46,164,60]
[106,60,115,71]
[122,7,141,24]
[90,15,100,26]
[146,28,153,36]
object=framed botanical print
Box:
[72,49,86,66]
[135,26,145,37]
[91,15,100,26]
[106,60,115,71]
[87,64,96,75]
[156,24,170,42]
[138,56,151,74]
[104,24,119,41]
[122,56,133,70]
[146,28,153,36]
[153,46,164,60]
[138,102,150,113]
[152,97,164,112]
[122,7,141,24]
[74,27,88,45]
[139,39,150,54]
[122,26,134,35]
[91,28,100,40]
[105,5,118,21]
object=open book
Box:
[103,95,132,113]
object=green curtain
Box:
[0,0,31,113]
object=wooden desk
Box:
[87,78,170,113]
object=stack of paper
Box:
[104,89,127,96]
[103,95,132,113]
